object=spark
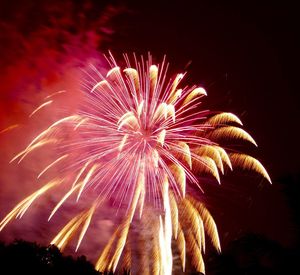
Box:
[0,124,19,134]
[230,153,272,183]
[29,100,53,117]
[38,154,68,179]
[208,126,258,147]
[45,90,66,99]
[0,179,62,231]
[207,112,243,126]
[182,87,207,106]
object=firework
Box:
[0,53,271,274]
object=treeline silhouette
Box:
[0,240,120,275]
[0,234,298,274]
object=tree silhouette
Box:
[1,234,298,274]
[0,240,99,275]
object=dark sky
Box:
[107,0,300,247]
[0,0,299,266]
[108,1,300,179]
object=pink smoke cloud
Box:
[0,0,125,262]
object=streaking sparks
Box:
[0,53,271,274]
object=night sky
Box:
[0,0,299,271]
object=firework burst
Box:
[0,53,271,274]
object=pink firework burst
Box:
[0,53,271,274]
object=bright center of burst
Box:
[136,128,156,147]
